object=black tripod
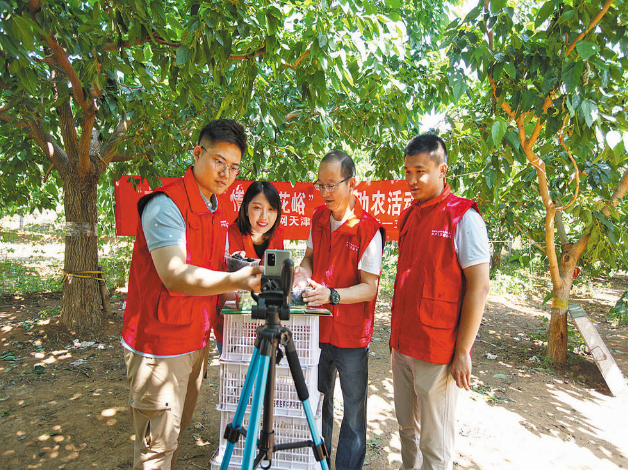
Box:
[219,260,329,470]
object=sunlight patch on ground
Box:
[455,389,628,469]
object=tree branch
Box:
[104,32,180,51]
[544,204,563,289]
[604,167,628,216]
[102,118,133,165]
[565,0,615,57]
[282,49,311,70]
[526,95,554,151]
[56,97,79,159]
[514,222,546,255]
[43,34,88,112]
[569,167,627,267]
[26,119,70,171]
[78,106,97,176]
[554,205,569,245]
[484,0,494,50]
[109,153,136,163]
[555,133,579,211]
[228,44,266,61]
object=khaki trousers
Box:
[124,345,210,470]
[391,349,458,470]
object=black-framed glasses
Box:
[313,176,350,193]
[200,146,241,176]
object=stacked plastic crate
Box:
[211,313,322,470]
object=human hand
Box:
[302,279,330,306]
[450,351,472,391]
[293,266,309,289]
[231,265,264,292]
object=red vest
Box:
[390,184,478,364]
[122,167,228,355]
[311,198,384,348]
[227,223,285,258]
[213,224,285,342]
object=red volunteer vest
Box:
[122,167,228,355]
[213,224,285,342]
[390,184,478,364]
[311,197,384,348]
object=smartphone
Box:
[264,249,292,278]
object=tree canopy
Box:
[0,0,451,330]
[440,0,628,362]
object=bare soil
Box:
[1,277,627,470]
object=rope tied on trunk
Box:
[61,271,106,284]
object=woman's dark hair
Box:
[236,181,282,242]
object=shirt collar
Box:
[412,183,451,210]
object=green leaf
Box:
[504,62,516,79]
[491,119,507,146]
[490,0,507,12]
[575,41,600,61]
[176,46,193,65]
[579,100,598,127]
[606,130,622,149]
[93,1,101,21]
[385,0,402,8]
[485,169,497,189]
[561,61,584,92]
[535,2,555,27]
[449,74,467,103]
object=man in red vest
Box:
[295,150,384,470]
[122,120,263,469]
[391,134,490,470]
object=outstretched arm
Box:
[151,244,263,296]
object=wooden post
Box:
[97,266,113,317]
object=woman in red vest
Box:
[215,181,284,353]
[228,181,284,259]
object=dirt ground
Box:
[1,276,627,470]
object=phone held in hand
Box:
[263,249,292,278]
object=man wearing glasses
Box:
[294,150,385,470]
[122,120,263,469]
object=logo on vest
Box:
[346,241,359,252]
[431,229,451,238]
[221,220,229,228]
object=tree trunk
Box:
[61,172,105,332]
[546,249,577,364]
[489,245,502,279]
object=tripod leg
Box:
[241,353,271,470]
[220,347,261,470]
[284,335,330,470]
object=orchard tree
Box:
[0,0,450,332]
[442,0,628,363]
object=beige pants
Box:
[391,349,458,470]
[124,345,210,470]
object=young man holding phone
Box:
[122,119,263,469]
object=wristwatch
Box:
[329,288,341,305]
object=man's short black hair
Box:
[404,133,447,165]
[198,119,247,156]
[320,150,356,179]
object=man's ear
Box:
[349,177,357,190]
[440,163,448,178]
[193,145,202,163]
